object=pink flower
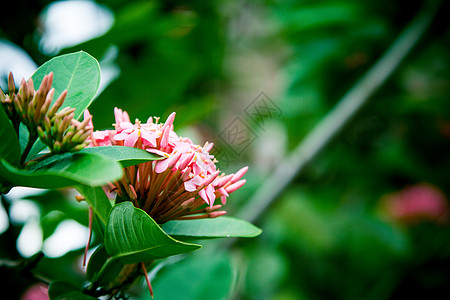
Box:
[381,183,449,225]
[86,108,248,223]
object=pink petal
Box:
[168,152,183,169]
[124,130,139,147]
[184,176,203,191]
[221,195,227,205]
[203,171,220,187]
[120,122,134,130]
[155,159,169,173]
[176,152,195,170]
[206,184,216,207]
[199,189,209,205]
[203,142,214,153]
[184,181,196,192]
[219,187,229,197]
[160,126,170,148]
[181,167,192,181]
[161,112,176,131]
[147,149,169,157]
[140,130,157,147]
[93,130,108,139]
[113,132,128,141]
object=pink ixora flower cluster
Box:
[86,108,247,223]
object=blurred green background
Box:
[2,0,450,299]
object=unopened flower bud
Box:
[231,166,248,184]
[205,204,222,212]
[13,96,24,115]
[180,197,195,208]
[53,141,62,153]
[73,144,88,151]
[8,72,15,93]
[217,174,233,188]
[37,126,46,140]
[208,211,227,218]
[47,90,67,117]
[0,88,5,101]
[61,128,75,145]
[43,116,52,133]
[55,106,75,119]
[225,179,246,194]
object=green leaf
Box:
[105,202,201,264]
[48,281,97,300]
[75,185,112,226]
[86,245,124,286]
[86,245,109,282]
[153,252,235,300]
[0,105,20,166]
[31,51,101,120]
[0,152,123,189]
[162,216,262,240]
[18,123,28,153]
[80,146,163,168]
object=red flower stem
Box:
[154,170,182,207]
[83,206,93,268]
[166,197,205,220]
[138,163,149,197]
[157,192,195,218]
[143,168,169,211]
[152,187,195,218]
[141,262,154,299]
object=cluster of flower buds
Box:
[86,108,248,223]
[0,72,92,154]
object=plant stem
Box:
[235,0,441,226]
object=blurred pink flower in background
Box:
[381,183,449,225]
[21,284,48,300]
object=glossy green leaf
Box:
[0,152,123,189]
[105,202,201,264]
[18,123,28,153]
[153,252,235,300]
[86,245,109,282]
[86,245,124,286]
[162,216,262,240]
[0,105,20,166]
[80,146,163,168]
[31,51,101,120]
[75,185,112,226]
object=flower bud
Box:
[47,90,67,117]
[225,179,246,194]
[53,141,62,153]
[8,72,15,93]
[37,126,46,141]
[208,211,227,218]
[0,88,5,102]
